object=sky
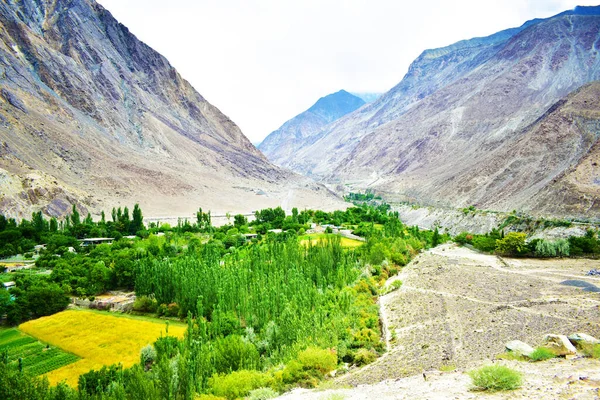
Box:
[97,0,598,144]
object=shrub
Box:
[534,240,570,258]
[468,365,522,392]
[132,295,157,313]
[495,233,527,256]
[471,236,497,253]
[247,387,279,400]
[140,344,157,369]
[530,347,556,362]
[353,348,377,366]
[212,335,260,373]
[297,347,337,374]
[209,370,273,400]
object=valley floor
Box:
[278,243,600,399]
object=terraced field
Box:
[19,310,187,386]
[0,328,79,376]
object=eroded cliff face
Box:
[279,7,600,218]
[0,0,342,218]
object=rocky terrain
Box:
[277,243,600,399]
[390,203,599,237]
[279,6,600,219]
[0,0,344,219]
[259,90,365,171]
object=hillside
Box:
[277,243,600,399]
[258,90,365,169]
[0,0,342,218]
[280,6,600,218]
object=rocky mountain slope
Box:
[283,6,600,218]
[258,90,364,168]
[0,0,342,218]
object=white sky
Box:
[96,0,598,144]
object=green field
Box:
[0,328,79,376]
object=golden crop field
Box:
[19,310,186,386]
[300,234,364,249]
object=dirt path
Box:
[276,244,600,399]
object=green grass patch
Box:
[581,343,600,359]
[468,364,522,392]
[530,347,556,362]
[439,364,456,372]
[0,328,79,376]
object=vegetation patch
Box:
[468,364,523,392]
[0,328,79,376]
[19,310,185,386]
[529,347,556,362]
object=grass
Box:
[0,328,79,376]
[468,364,523,392]
[530,347,556,362]
[439,364,456,372]
[19,309,186,386]
[581,343,600,359]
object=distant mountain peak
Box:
[258,90,365,166]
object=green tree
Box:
[131,204,144,234]
[70,204,80,227]
[32,211,47,234]
[495,232,527,256]
[431,227,441,247]
[49,217,58,232]
[233,214,248,229]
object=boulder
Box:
[505,340,534,358]
[541,334,577,356]
[568,333,600,349]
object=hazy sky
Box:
[97,0,598,143]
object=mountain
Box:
[351,93,382,103]
[0,0,342,218]
[281,6,600,218]
[258,90,365,168]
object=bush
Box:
[353,348,377,366]
[534,240,570,258]
[495,233,527,256]
[212,335,260,374]
[276,347,338,389]
[209,370,273,400]
[247,387,279,400]
[132,295,158,313]
[297,347,337,374]
[140,344,157,369]
[468,365,522,392]
[530,347,556,362]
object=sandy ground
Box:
[276,244,600,399]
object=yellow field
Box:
[19,310,186,386]
[300,235,364,249]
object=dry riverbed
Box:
[278,243,600,399]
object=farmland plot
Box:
[19,309,186,386]
[0,328,79,376]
